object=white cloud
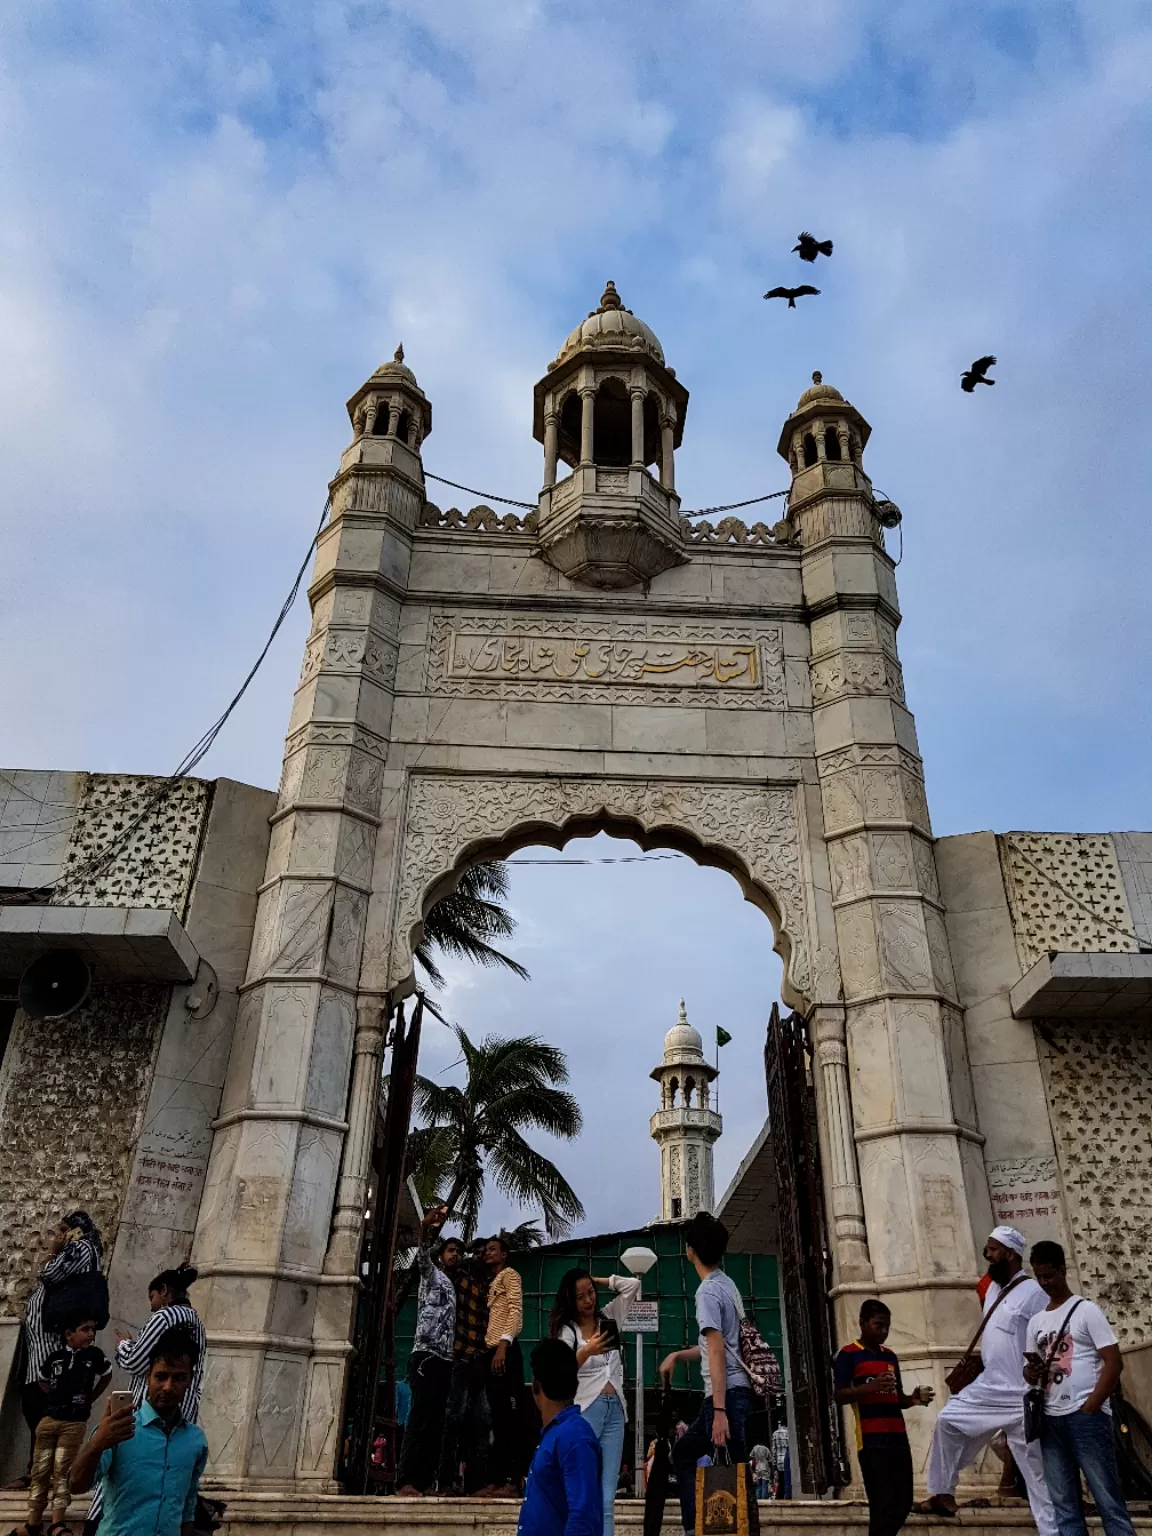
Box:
[1,0,1151,1229]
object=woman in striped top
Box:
[21,1212,104,1445]
[114,1264,206,1420]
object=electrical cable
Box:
[44,496,332,902]
[421,468,791,521]
[423,472,534,510]
[1005,841,1152,953]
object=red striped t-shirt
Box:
[833,1341,906,1449]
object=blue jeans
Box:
[1040,1409,1136,1536]
[672,1385,755,1536]
[582,1390,627,1536]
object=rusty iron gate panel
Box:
[764,1003,847,1494]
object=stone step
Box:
[6,1492,1150,1536]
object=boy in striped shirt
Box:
[834,1300,934,1536]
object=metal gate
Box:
[764,1003,847,1494]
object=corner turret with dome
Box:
[532,281,690,588]
[649,1001,722,1222]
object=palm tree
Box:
[404,1026,585,1241]
[415,860,529,987]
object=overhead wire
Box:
[422,469,791,521]
[44,496,332,902]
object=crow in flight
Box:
[961,355,997,391]
[764,285,821,308]
[793,231,833,262]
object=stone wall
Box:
[1039,1017,1152,1350]
[0,982,168,1315]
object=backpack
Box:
[43,1271,110,1332]
[736,1317,782,1400]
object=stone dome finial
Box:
[394,343,405,364]
[599,280,623,312]
[796,371,845,409]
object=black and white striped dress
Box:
[23,1238,103,1384]
[115,1302,207,1421]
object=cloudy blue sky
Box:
[3,1,1150,1236]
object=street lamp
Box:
[620,1247,658,1498]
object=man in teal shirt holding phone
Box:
[70,1327,207,1536]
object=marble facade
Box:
[2,285,1149,1495]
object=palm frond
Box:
[488,1126,585,1237]
[416,861,529,985]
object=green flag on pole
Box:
[716,1026,732,1048]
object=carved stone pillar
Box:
[780,372,988,1470]
[630,387,645,467]
[660,415,675,489]
[190,353,431,1492]
[543,410,559,487]
[810,1005,870,1275]
[387,401,401,437]
[323,997,386,1277]
[579,387,595,465]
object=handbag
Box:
[945,1273,1026,1395]
[1024,1300,1083,1443]
[695,1449,760,1536]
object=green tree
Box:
[406,1027,584,1241]
[415,861,529,988]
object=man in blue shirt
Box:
[518,1339,602,1536]
[70,1326,208,1536]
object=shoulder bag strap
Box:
[1041,1300,1084,1371]
[960,1272,1028,1359]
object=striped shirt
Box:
[116,1303,206,1423]
[833,1341,906,1449]
[23,1238,102,1385]
[485,1265,523,1348]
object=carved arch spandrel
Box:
[379,773,813,1003]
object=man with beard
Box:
[919,1227,1056,1536]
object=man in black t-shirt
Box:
[833,1300,933,1536]
[24,1317,111,1533]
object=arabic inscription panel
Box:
[426,613,786,709]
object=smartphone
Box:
[597,1318,621,1350]
[110,1390,134,1414]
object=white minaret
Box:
[650,1000,722,1221]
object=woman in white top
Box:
[549,1269,641,1536]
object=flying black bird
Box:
[793,231,833,262]
[961,355,997,391]
[764,285,821,308]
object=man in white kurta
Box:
[924,1227,1057,1536]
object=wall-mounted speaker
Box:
[18,950,92,1021]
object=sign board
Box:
[623,1301,659,1333]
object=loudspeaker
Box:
[18,950,92,1020]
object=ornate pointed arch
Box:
[381,771,814,1001]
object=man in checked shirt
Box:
[437,1239,492,1494]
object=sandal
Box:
[913,1498,959,1518]
[48,1524,73,1536]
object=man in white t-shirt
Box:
[920,1226,1056,1536]
[1024,1240,1135,1536]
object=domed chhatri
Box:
[796,369,844,408]
[345,342,432,451]
[552,280,666,369]
[369,343,418,386]
[533,281,689,589]
[649,1001,722,1223]
[662,998,704,1062]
